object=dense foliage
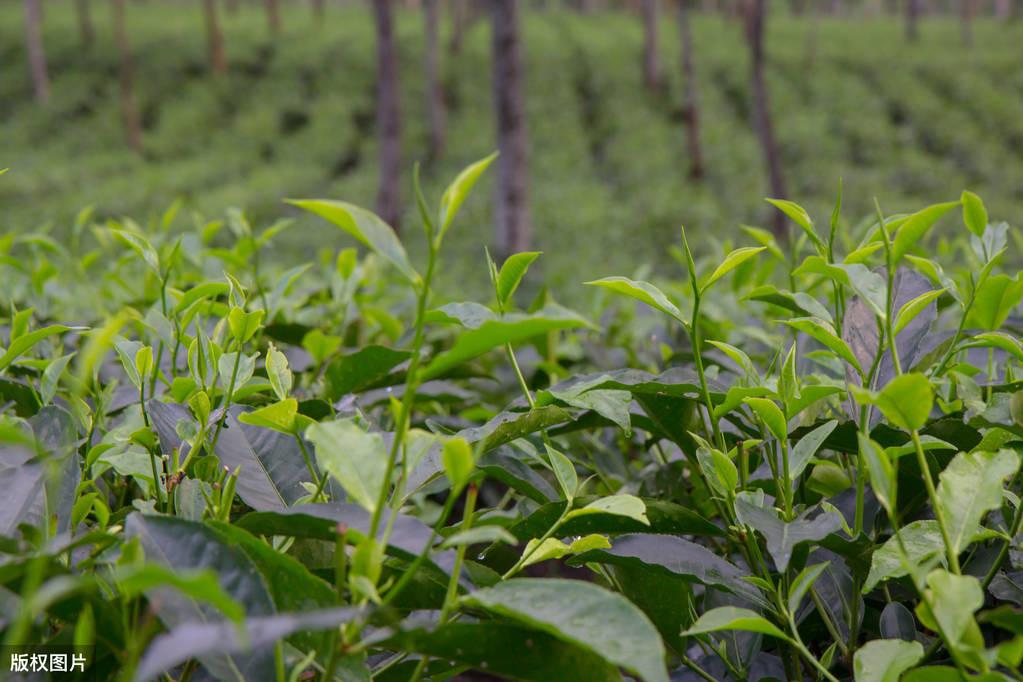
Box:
[3,4,1023,292]
[3,156,1023,682]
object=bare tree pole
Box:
[266,0,281,34]
[677,0,703,180]
[312,0,325,21]
[906,0,921,40]
[743,0,787,238]
[75,0,95,50]
[112,0,144,153]
[373,0,403,230]
[641,0,662,90]
[448,0,466,55]
[490,0,531,253]
[959,0,975,45]
[24,0,50,104]
[201,0,228,75]
[423,0,447,160]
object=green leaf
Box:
[438,152,497,242]
[853,639,925,682]
[520,534,611,568]
[419,304,591,381]
[961,190,988,237]
[788,561,829,615]
[744,397,787,440]
[864,520,943,592]
[682,606,790,641]
[497,251,542,308]
[795,256,887,319]
[859,433,896,515]
[701,246,766,292]
[324,345,411,400]
[766,198,823,250]
[967,274,1023,331]
[545,444,578,500]
[851,373,933,432]
[110,228,160,274]
[734,493,844,571]
[565,494,649,526]
[307,419,388,513]
[463,578,669,682]
[265,343,292,401]
[585,276,685,326]
[116,564,243,623]
[287,199,419,284]
[893,288,945,336]
[228,307,264,343]
[786,317,862,375]
[441,437,475,492]
[962,332,1023,363]
[937,449,1019,555]
[0,325,73,372]
[237,399,298,435]
[918,569,983,644]
[441,525,517,549]
[790,419,838,480]
[891,201,959,263]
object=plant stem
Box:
[911,429,960,574]
[502,501,572,579]
[690,295,724,450]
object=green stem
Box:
[503,502,572,579]
[691,296,724,450]
[911,429,960,574]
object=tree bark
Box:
[677,0,703,181]
[112,0,144,153]
[76,0,95,49]
[641,0,661,90]
[312,0,325,21]
[373,0,403,230]
[448,0,466,55]
[994,0,1010,20]
[743,0,787,238]
[959,0,975,45]
[490,0,531,254]
[423,0,446,159]
[24,0,50,104]
[906,0,921,40]
[202,0,227,75]
[266,0,281,34]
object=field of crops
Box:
[3,4,1023,292]
[3,143,1023,680]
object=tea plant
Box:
[2,156,1023,682]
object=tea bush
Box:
[2,156,1023,682]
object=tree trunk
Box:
[959,0,974,45]
[225,0,238,15]
[906,0,921,40]
[677,0,703,181]
[312,0,325,21]
[994,0,1010,20]
[76,0,95,49]
[641,0,661,90]
[423,0,446,159]
[202,0,227,75]
[743,0,787,238]
[24,0,50,104]
[112,0,143,153]
[373,0,403,230]
[490,0,531,254]
[266,0,281,34]
[448,0,466,55]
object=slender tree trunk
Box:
[225,0,238,15]
[266,0,281,34]
[490,0,531,253]
[906,0,921,40]
[24,0,50,104]
[959,0,974,45]
[373,0,402,230]
[423,0,446,159]
[202,0,228,75]
[312,0,325,21]
[112,0,143,153]
[641,0,661,90]
[994,0,1010,20]
[677,0,703,180]
[449,0,466,55]
[76,0,95,49]
[743,0,787,238]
